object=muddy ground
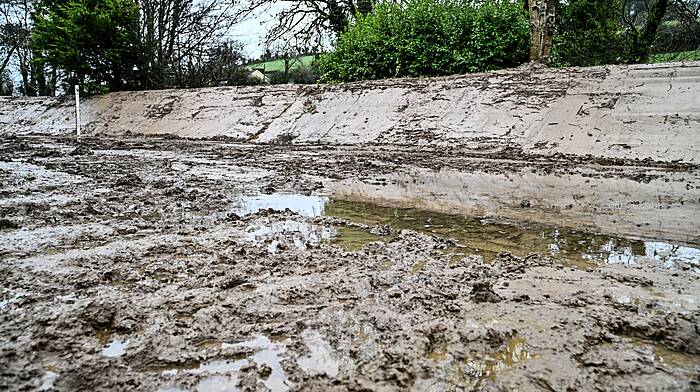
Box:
[1,135,699,391]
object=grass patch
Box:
[650,49,700,63]
[248,55,316,72]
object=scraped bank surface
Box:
[1,62,699,163]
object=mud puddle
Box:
[326,198,700,270]
[233,194,328,217]
[629,338,700,369]
[234,193,700,270]
[333,166,700,246]
[152,333,338,392]
[101,339,129,358]
[416,336,536,391]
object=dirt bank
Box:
[1,135,699,391]
[1,62,700,163]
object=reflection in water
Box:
[416,337,535,391]
[229,194,699,269]
[161,360,245,376]
[297,329,341,378]
[195,375,237,392]
[465,337,536,385]
[243,219,334,253]
[222,335,290,392]
[233,194,327,217]
[101,339,129,358]
[597,241,700,269]
[38,371,59,391]
[629,338,700,369]
[155,335,290,392]
[324,199,700,270]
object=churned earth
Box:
[1,135,699,392]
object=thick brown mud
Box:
[1,135,699,391]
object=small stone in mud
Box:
[115,174,143,187]
[68,143,93,156]
[369,225,391,236]
[513,294,530,302]
[0,218,19,230]
[236,361,260,391]
[83,204,101,215]
[471,281,502,303]
[258,363,272,378]
[219,276,247,289]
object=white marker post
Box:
[74,85,81,142]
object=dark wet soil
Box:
[1,135,699,391]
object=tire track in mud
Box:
[0,135,698,391]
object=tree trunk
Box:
[528,0,541,62]
[31,49,49,96]
[528,0,557,64]
[540,0,557,64]
[634,0,669,62]
[0,45,17,76]
[19,62,32,96]
[48,66,58,96]
[328,0,348,35]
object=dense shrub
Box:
[317,0,529,82]
[290,65,319,84]
[266,71,289,84]
[552,0,628,67]
[655,21,700,55]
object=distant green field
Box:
[248,55,316,72]
[650,49,700,63]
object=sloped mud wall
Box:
[1,62,699,163]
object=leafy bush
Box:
[317,0,529,82]
[655,21,700,55]
[552,0,628,67]
[290,65,319,84]
[267,71,290,84]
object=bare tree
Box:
[244,0,377,47]
[672,0,700,39]
[0,0,31,93]
[265,39,310,81]
[182,40,248,87]
[0,0,57,95]
[136,0,250,88]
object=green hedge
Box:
[317,0,529,82]
[552,0,628,67]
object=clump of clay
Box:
[68,143,93,156]
[471,281,502,303]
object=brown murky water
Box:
[232,194,700,271]
[416,336,537,390]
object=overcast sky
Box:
[230,4,286,59]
